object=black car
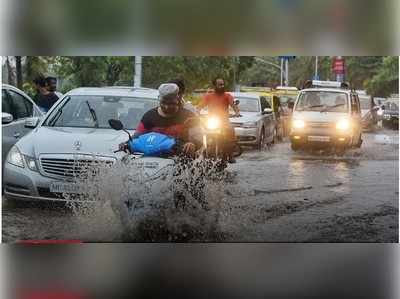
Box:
[382,101,399,130]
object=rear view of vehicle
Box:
[290,81,362,154]
[382,101,399,130]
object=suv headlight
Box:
[7,146,25,168]
[336,119,350,130]
[292,119,305,129]
[25,156,38,172]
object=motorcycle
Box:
[108,117,238,241]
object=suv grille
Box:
[308,122,332,128]
[39,155,115,179]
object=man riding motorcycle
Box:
[196,77,240,163]
[119,83,201,156]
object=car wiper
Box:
[320,103,345,112]
[48,107,64,126]
[86,101,99,128]
[307,104,324,109]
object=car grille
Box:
[39,155,115,179]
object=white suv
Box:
[290,81,362,154]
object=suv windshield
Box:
[44,95,158,129]
[296,91,349,112]
[233,97,260,112]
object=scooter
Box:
[108,118,232,241]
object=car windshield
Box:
[359,96,372,109]
[233,97,260,112]
[296,91,348,112]
[44,95,158,129]
[386,102,399,112]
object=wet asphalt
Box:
[2,128,398,242]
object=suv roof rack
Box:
[302,80,351,90]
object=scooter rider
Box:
[196,77,240,163]
[119,83,200,156]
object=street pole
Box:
[315,56,318,79]
[134,56,142,88]
[280,58,284,86]
[285,59,289,86]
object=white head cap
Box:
[158,83,179,99]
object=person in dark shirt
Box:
[132,83,200,156]
[33,75,59,112]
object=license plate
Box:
[50,182,83,194]
[308,136,330,142]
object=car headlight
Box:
[292,119,305,129]
[384,114,391,119]
[243,121,257,128]
[207,117,220,130]
[25,156,38,172]
[7,146,25,168]
[336,119,350,130]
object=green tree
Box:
[365,56,399,97]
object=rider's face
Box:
[160,95,180,115]
[214,79,225,93]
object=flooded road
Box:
[2,129,398,242]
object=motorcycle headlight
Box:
[292,119,305,129]
[336,119,350,130]
[7,146,25,168]
[207,117,220,130]
[377,109,383,116]
[243,121,257,128]
[25,156,38,172]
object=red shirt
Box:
[200,92,234,117]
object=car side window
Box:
[2,89,12,115]
[8,90,33,119]
[260,96,268,111]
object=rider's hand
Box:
[182,142,196,156]
[118,142,129,153]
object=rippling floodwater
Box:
[2,129,398,242]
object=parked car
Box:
[290,80,363,154]
[382,101,399,130]
[229,92,276,149]
[2,84,44,170]
[3,87,159,202]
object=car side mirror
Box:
[263,108,273,114]
[2,112,13,124]
[24,117,41,128]
[108,119,124,130]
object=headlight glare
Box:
[377,109,383,116]
[207,117,220,130]
[7,146,25,168]
[293,119,305,129]
[336,119,350,130]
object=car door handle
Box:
[13,132,21,138]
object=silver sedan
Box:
[229,92,276,149]
[4,87,159,202]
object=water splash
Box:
[62,155,236,241]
